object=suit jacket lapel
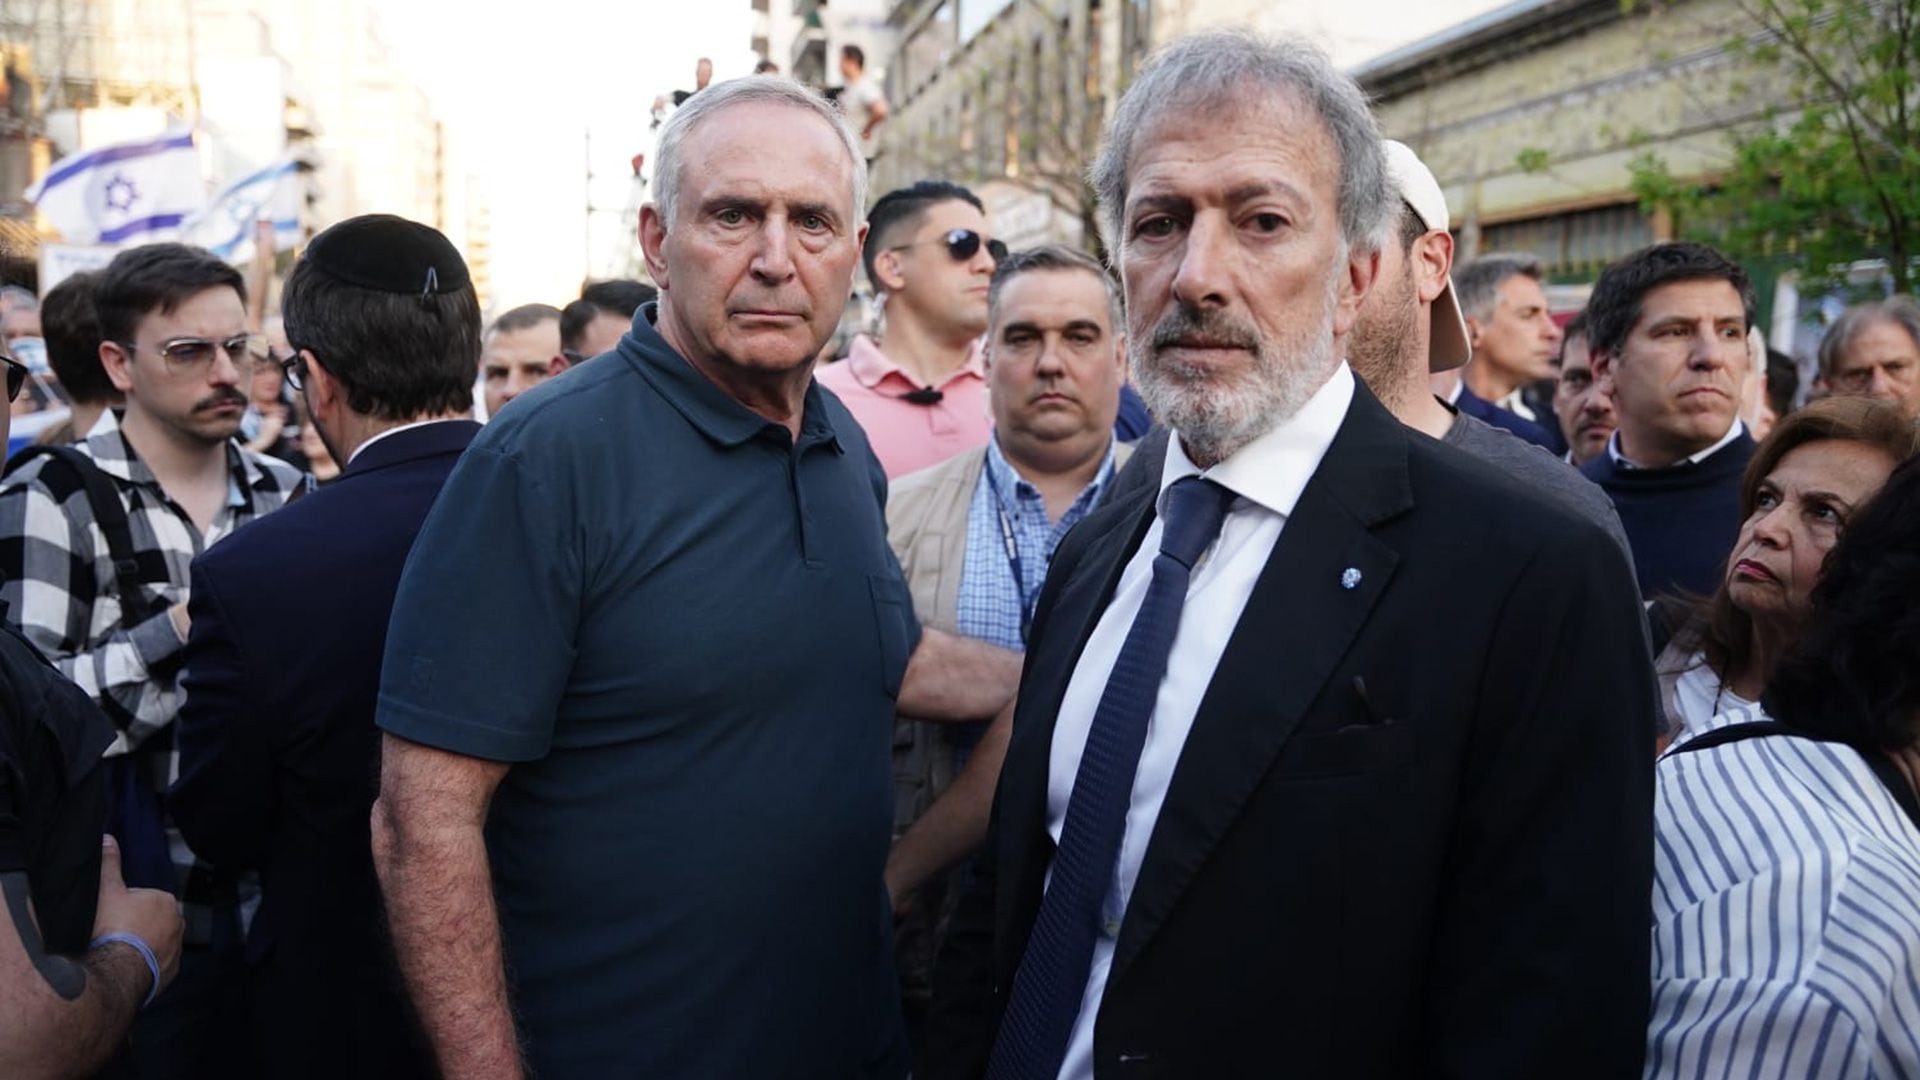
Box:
[1110,389,1413,983]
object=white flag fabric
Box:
[24,129,204,246]
[180,157,303,266]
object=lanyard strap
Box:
[982,463,1035,645]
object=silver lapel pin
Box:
[1340,567,1362,590]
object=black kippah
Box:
[301,213,471,295]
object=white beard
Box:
[1130,274,1341,467]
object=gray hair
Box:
[652,76,867,230]
[988,244,1124,332]
[1452,252,1544,324]
[1088,30,1389,258]
[1819,295,1920,377]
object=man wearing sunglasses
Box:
[0,242,305,1078]
[817,179,1004,479]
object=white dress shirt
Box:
[1606,419,1746,470]
[345,418,461,465]
[1044,362,1356,1080]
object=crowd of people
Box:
[2,26,1919,1080]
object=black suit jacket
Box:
[170,421,479,1080]
[926,386,1654,1079]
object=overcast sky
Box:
[377,2,759,308]
[371,0,1505,310]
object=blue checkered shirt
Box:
[955,437,1116,652]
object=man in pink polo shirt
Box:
[817,180,1004,478]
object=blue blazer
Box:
[170,420,479,1079]
[1455,384,1559,451]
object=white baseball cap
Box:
[1381,140,1471,373]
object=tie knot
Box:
[1158,476,1232,570]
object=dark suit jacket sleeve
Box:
[923,784,1004,1080]
[169,558,275,871]
[922,513,1101,1080]
[1425,521,1656,1077]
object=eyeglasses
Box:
[121,334,267,376]
[888,228,1008,265]
[0,352,26,402]
[278,349,309,391]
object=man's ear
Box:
[640,204,670,291]
[1590,348,1618,396]
[1332,244,1382,339]
[871,248,909,295]
[1412,232,1453,306]
[548,353,571,377]
[302,349,341,413]
[1464,313,1486,349]
[99,341,135,393]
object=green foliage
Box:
[1628,0,1920,294]
[1515,146,1554,174]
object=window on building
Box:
[1006,50,1021,178]
[900,2,957,102]
[1026,36,1043,172]
[1480,202,1653,279]
[1121,0,1149,83]
[1087,0,1105,102]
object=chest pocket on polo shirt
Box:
[868,574,912,700]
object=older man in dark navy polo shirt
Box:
[371,77,1021,1080]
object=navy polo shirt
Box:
[377,306,915,1078]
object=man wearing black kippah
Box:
[169,214,481,1078]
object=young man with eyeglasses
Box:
[0,241,304,1078]
[816,179,1005,478]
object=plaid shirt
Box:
[955,436,1116,651]
[0,411,304,897]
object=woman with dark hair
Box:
[1647,456,1920,1076]
[1657,395,1920,742]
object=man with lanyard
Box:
[0,242,305,1077]
[881,245,1132,1057]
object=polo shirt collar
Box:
[844,333,985,391]
[625,302,843,452]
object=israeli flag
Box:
[180,157,303,266]
[24,128,204,246]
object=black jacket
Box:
[170,421,480,1079]
[926,386,1656,1079]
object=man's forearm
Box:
[897,628,1022,722]
[372,801,522,1080]
[1,897,156,1078]
[887,701,1012,909]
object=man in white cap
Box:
[1352,141,1629,562]
[1113,141,1629,566]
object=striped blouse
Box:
[1649,704,1920,1078]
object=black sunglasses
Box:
[1,352,26,403]
[889,228,1008,265]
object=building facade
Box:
[876,0,1513,253]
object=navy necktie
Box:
[987,475,1236,1079]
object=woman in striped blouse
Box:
[1655,396,1920,744]
[1649,453,1920,1078]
